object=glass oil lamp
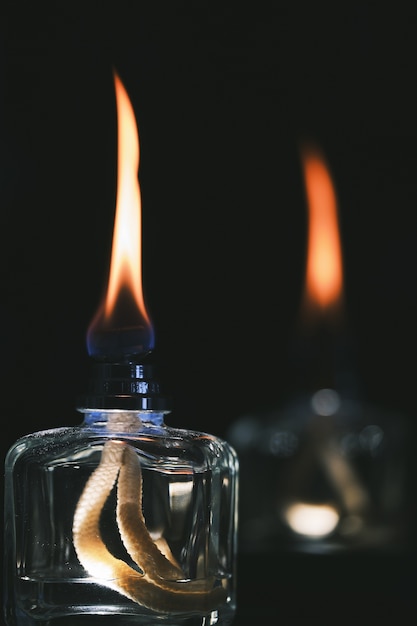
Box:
[228,142,412,556]
[3,70,238,626]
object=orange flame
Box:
[104,70,150,325]
[300,143,344,321]
[86,70,154,360]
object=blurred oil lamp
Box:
[3,70,238,626]
[227,142,412,555]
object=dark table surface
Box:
[233,550,417,625]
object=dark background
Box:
[1,3,416,623]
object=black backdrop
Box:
[1,3,416,623]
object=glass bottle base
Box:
[9,606,236,626]
[6,577,235,626]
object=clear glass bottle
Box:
[4,67,238,625]
[4,363,239,625]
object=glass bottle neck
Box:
[79,409,169,432]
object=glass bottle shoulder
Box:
[5,416,238,475]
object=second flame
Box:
[300,143,344,323]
